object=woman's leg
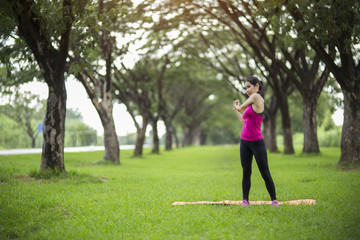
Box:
[240,139,253,201]
[252,139,277,200]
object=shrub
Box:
[276,126,342,148]
[318,126,342,147]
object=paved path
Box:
[0,145,138,155]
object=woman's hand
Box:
[233,99,244,124]
[233,99,240,112]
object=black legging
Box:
[240,139,276,201]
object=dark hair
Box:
[245,76,265,98]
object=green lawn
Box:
[0,145,359,239]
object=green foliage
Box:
[0,0,86,86]
[0,108,98,149]
[69,0,135,75]
[201,85,241,145]
[166,57,231,144]
[0,146,359,239]
[0,90,44,148]
[119,133,137,145]
[287,0,360,48]
[0,90,45,125]
[278,88,337,135]
[277,127,342,148]
[318,126,342,148]
[65,120,98,147]
[65,108,98,147]
[0,114,34,149]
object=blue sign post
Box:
[38,123,44,148]
[37,123,44,133]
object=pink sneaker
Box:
[272,200,279,207]
[241,200,250,207]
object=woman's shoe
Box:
[241,200,250,207]
[272,200,279,207]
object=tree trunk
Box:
[263,97,278,152]
[285,0,360,163]
[263,113,278,152]
[182,128,190,147]
[339,91,360,164]
[165,128,172,150]
[182,128,196,147]
[151,120,160,153]
[199,130,207,145]
[40,84,67,171]
[25,122,37,148]
[302,96,320,153]
[134,118,148,157]
[15,0,73,172]
[277,95,295,154]
[164,119,173,151]
[76,71,120,164]
[102,116,119,164]
[173,127,180,148]
[31,138,36,149]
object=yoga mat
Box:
[172,199,316,206]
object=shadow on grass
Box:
[337,162,360,171]
[22,169,109,184]
[94,160,119,166]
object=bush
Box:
[318,126,342,147]
[276,126,342,148]
[292,132,304,145]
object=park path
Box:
[0,145,138,155]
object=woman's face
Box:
[244,81,259,97]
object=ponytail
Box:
[245,76,265,98]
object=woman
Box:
[233,76,278,207]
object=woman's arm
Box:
[237,94,257,111]
[234,109,244,124]
[233,94,263,124]
[233,100,245,124]
[234,94,263,112]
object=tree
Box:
[113,76,150,156]
[283,0,360,164]
[179,0,332,153]
[0,91,45,148]
[114,55,169,154]
[0,0,85,171]
[70,0,136,164]
[182,0,296,153]
[253,0,331,153]
[170,60,219,146]
[161,58,190,150]
[200,83,241,145]
[142,0,298,153]
[0,115,33,148]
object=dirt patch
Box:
[340,165,360,171]
[13,175,45,183]
[97,177,110,181]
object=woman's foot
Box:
[272,200,279,207]
[241,200,250,207]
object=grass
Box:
[0,145,359,239]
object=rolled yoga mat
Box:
[172,199,316,206]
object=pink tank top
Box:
[241,105,263,141]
